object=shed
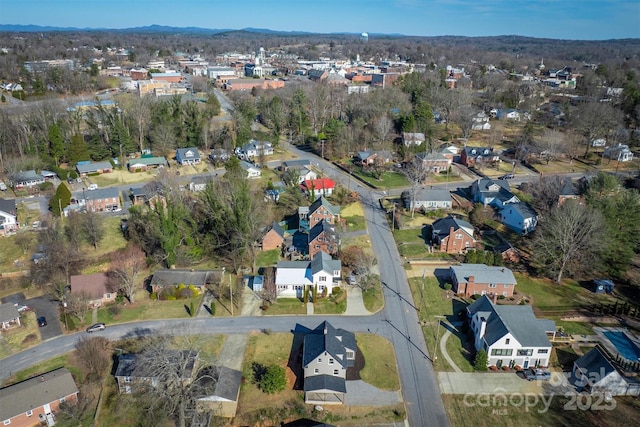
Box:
[251,276,264,292]
[593,279,614,294]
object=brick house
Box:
[460,147,499,167]
[128,157,168,172]
[262,221,286,251]
[76,161,113,177]
[450,264,517,297]
[84,188,121,213]
[298,197,341,232]
[308,220,340,258]
[431,215,476,253]
[0,368,79,427]
[415,152,451,174]
[69,273,116,307]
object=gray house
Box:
[303,321,356,405]
[572,346,640,396]
[403,188,452,211]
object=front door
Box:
[523,359,529,369]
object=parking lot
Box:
[1,293,63,341]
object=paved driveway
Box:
[25,296,63,340]
[438,371,573,395]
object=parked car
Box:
[87,183,99,190]
[0,181,6,191]
[498,174,515,180]
[37,316,47,327]
[522,368,551,381]
[86,323,106,333]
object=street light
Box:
[433,315,446,361]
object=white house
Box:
[604,144,634,162]
[241,140,274,158]
[402,132,425,147]
[10,170,45,189]
[175,147,201,165]
[471,178,519,208]
[467,295,555,369]
[0,198,18,235]
[239,161,261,178]
[499,202,538,235]
[472,112,491,130]
[275,252,341,298]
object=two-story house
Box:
[431,215,476,254]
[0,198,18,235]
[0,368,79,427]
[401,132,425,147]
[84,188,121,213]
[261,221,286,251]
[298,197,341,232]
[241,140,273,158]
[499,202,538,235]
[467,295,555,369]
[175,147,201,165]
[415,152,451,174]
[471,178,519,208]
[303,321,356,405]
[275,252,341,298]
[450,263,517,298]
[308,220,340,258]
[69,273,116,307]
[460,147,499,168]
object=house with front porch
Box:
[69,273,116,307]
[84,188,121,213]
[460,147,500,168]
[10,170,45,189]
[300,178,336,198]
[76,161,113,177]
[0,198,18,235]
[471,178,519,208]
[303,321,356,405]
[401,132,425,147]
[128,156,168,172]
[0,302,21,331]
[175,147,201,165]
[308,220,340,258]
[403,188,452,212]
[467,295,555,369]
[450,263,517,297]
[275,252,341,298]
[298,196,341,232]
[415,152,451,174]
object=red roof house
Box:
[300,178,336,198]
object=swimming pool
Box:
[603,331,640,361]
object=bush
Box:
[498,295,506,300]
[259,365,287,394]
[39,182,54,191]
[150,292,158,301]
[444,283,452,291]
[188,284,200,295]
[68,170,78,179]
[473,349,488,371]
[108,305,121,316]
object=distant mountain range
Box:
[0,24,399,37]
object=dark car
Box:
[498,173,515,180]
[37,316,47,327]
[86,323,106,333]
[523,368,551,381]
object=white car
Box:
[87,184,99,190]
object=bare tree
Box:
[80,210,104,250]
[403,157,430,218]
[532,200,604,283]
[452,105,477,141]
[66,291,91,322]
[75,336,111,378]
[535,129,564,165]
[570,101,623,157]
[430,87,473,131]
[123,95,153,153]
[109,244,146,304]
[134,333,217,427]
[259,266,278,304]
[372,114,393,148]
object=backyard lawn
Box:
[256,249,280,267]
[351,169,409,189]
[393,227,429,258]
[341,201,367,232]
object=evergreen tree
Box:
[48,123,65,166]
[49,183,72,216]
[473,349,488,371]
[67,134,91,167]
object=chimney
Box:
[324,325,328,335]
[492,293,498,304]
[468,276,475,283]
[479,316,487,339]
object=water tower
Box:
[360,32,369,42]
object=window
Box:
[26,410,33,417]
[59,397,66,403]
[334,369,339,375]
[317,358,322,363]
[319,276,327,282]
[481,290,486,295]
[346,351,354,359]
[106,293,111,298]
[328,358,334,365]
[314,368,319,374]
[538,349,549,354]
[505,339,510,345]
[124,377,131,383]
[455,233,463,239]
[490,349,513,356]
[517,349,534,356]
[3,420,10,425]
[503,292,508,297]
[489,284,496,288]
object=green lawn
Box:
[351,169,409,189]
[4,354,82,385]
[262,298,307,315]
[362,281,384,313]
[89,295,204,326]
[256,249,280,267]
[393,228,429,258]
[357,334,400,390]
[0,232,26,272]
[343,214,366,232]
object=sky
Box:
[0,0,638,40]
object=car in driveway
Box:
[498,173,515,180]
[37,316,47,327]
[522,368,551,381]
[86,323,106,333]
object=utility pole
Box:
[229,273,233,316]
[433,315,446,361]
